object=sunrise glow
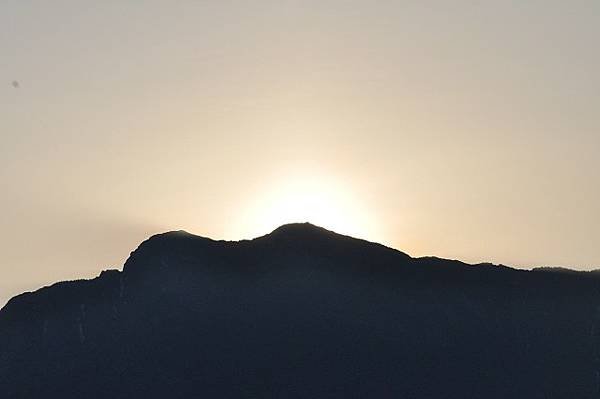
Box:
[232,173,378,241]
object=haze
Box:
[1,1,599,306]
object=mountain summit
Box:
[1,224,599,398]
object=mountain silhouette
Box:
[1,223,599,398]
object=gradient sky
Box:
[1,1,599,306]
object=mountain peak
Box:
[269,222,334,237]
[2,223,600,398]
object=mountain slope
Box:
[1,223,599,398]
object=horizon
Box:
[2,2,599,307]
[2,221,597,309]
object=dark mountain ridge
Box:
[1,223,599,398]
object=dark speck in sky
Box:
[12,80,19,88]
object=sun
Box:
[231,171,379,241]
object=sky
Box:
[1,1,599,306]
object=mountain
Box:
[1,223,599,398]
